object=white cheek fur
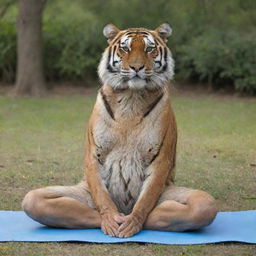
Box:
[98,44,174,90]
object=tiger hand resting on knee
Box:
[22,23,217,238]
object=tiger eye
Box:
[146,47,155,53]
[121,46,129,53]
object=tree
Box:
[12,0,47,97]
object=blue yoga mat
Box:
[0,210,255,244]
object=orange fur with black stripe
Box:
[84,23,177,236]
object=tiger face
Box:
[98,23,174,91]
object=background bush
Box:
[0,0,256,93]
[177,30,256,93]
[0,21,16,83]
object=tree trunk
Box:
[207,72,213,91]
[12,0,47,97]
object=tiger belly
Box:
[99,149,147,214]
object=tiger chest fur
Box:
[92,89,168,214]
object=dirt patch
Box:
[0,82,99,98]
[0,82,255,100]
[48,83,99,98]
[171,82,256,100]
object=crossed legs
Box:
[22,183,101,229]
[144,186,217,231]
[22,182,217,233]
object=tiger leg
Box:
[144,186,218,231]
[22,182,101,228]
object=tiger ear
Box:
[155,23,172,42]
[103,24,120,43]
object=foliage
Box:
[178,30,256,93]
[0,0,256,93]
[220,33,256,93]
[43,2,103,80]
[43,21,103,80]
[0,21,16,82]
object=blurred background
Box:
[0,0,256,95]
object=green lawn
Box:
[0,90,256,255]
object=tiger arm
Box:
[118,117,177,237]
[84,122,121,236]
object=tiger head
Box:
[98,23,174,91]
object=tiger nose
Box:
[129,64,144,72]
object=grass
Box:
[0,89,256,255]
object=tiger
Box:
[22,23,218,238]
